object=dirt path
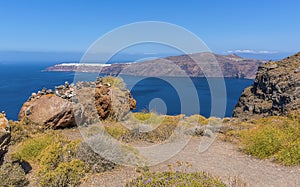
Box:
[81,137,300,187]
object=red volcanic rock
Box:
[18,94,75,129]
[18,77,136,129]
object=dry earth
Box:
[80,136,300,187]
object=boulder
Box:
[18,77,136,128]
[233,52,300,120]
[0,113,10,165]
[18,94,75,129]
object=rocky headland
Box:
[233,52,300,120]
[45,53,266,79]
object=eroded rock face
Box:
[233,52,300,120]
[18,77,136,128]
[0,113,10,164]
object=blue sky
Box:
[0,0,299,57]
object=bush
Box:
[276,138,300,166]
[37,139,85,187]
[126,171,226,187]
[122,114,182,143]
[104,122,130,140]
[184,114,207,125]
[11,134,55,162]
[38,159,86,187]
[239,115,300,165]
[103,76,126,89]
[241,125,284,158]
[9,118,44,145]
[0,162,29,186]
[11,132,88,186]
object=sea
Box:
[0,63,253,120]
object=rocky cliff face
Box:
[233,52,300,120]
[18,77,136,129]
[0,113,10,165]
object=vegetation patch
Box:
[184,114,207,125]
[0,162,29,187]
[126,171,226,187]
[9,118,44,145]
[36,138,86,186]
[121,113,184,143]
[103,76,126,89]
[11,133,56,162]
[238,114,300,166]
[104,122,130,140]
[10,129,119,186]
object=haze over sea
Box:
[0,62,253,120]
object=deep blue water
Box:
[0,63,253,120]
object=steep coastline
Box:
[45,53,266,79]
[233,52,300,120]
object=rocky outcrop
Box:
[18,77,136,129]
[233,52,300,120]
[0,113,10,165]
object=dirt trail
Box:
[81,137,300,187]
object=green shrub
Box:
[241,125,285,158]
[239,115,300,165]
[132,112,163,124]
[9,118,44,145]
[126,171,226,187]
[37,139,83,184]
[122,114,182,143]
[103,76,126,89]
[104,123,130,140]
[11,134,55,162]
[38,159,86,187]
[276,138,300,166]
[185,114,207,125]
[0,162,29,186]
[37,139,85,186]
[11,132,88,186]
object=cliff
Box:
[45,53,266,79]
[233,52,300,120]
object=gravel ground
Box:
[81,136,300,187]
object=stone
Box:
[203,129,213,137]
[65,81,69,88]
[0,113,10,165]
[265,63,278,69]
[19,95,75,129]
[19,77,136,128]
[233,52,300,120]
[46,89,53,94]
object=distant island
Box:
[45,53,267,79]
